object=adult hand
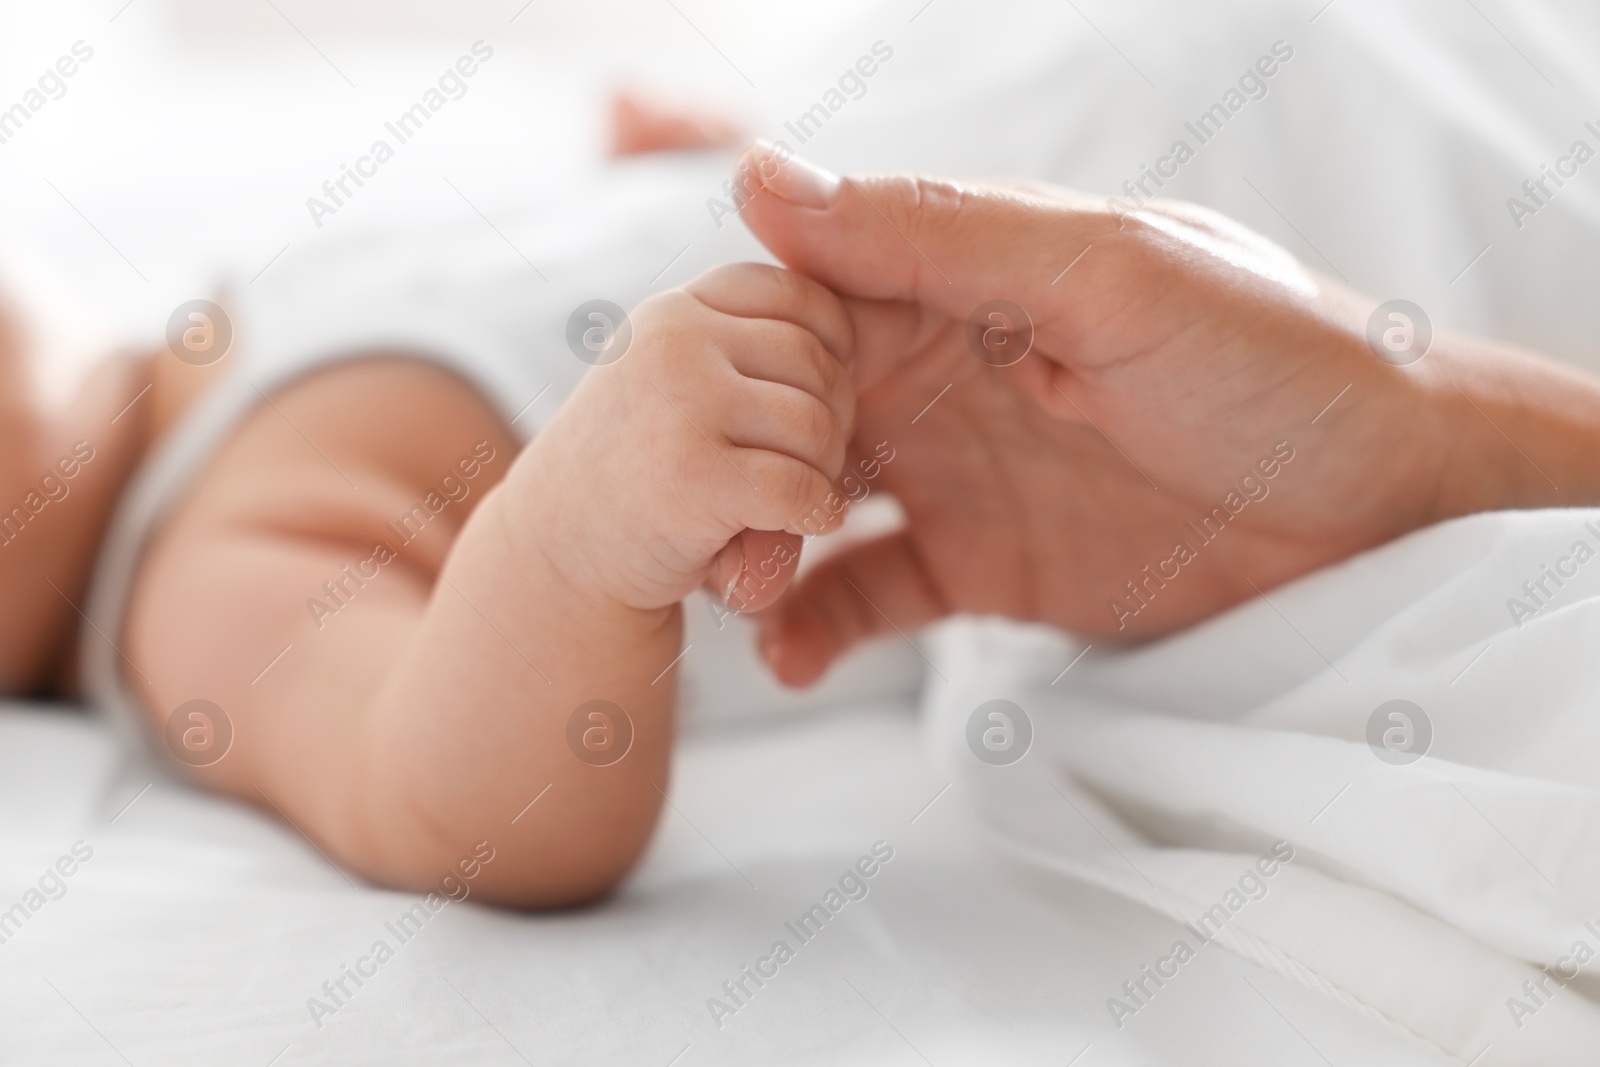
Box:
[734,143,1600,686]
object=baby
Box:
[1,132,871,907]
[0,87,747,700]
[3,256,858,910]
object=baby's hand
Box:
[513,263,856,613]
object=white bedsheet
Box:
[0,696,1446,1065]
[929,510,1600,1066]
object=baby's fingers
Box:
[721,317,855,437]
[729,450,848,538]
[706,529,803,613]
[726,377,847,480]
[686,262,854,367]
[703,451,845,614]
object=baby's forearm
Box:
[355,479,682,907]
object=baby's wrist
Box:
[486,447,674,629]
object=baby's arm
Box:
[125,264,855,905]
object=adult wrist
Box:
[1415,334,1600,523]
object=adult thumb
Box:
[735,142,1107,325]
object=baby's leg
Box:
[0,293,149,695]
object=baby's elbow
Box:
[482,786,668,909]
[470,835,655,910]
[352,791,666,911]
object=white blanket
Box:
[0,696,1447,1065]
[928,509,1600,1064]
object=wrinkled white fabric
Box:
[927,509,1600,1064]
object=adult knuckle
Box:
[885,175,967,240]
[1082,209,1182,295]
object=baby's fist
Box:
[521,263,857,613]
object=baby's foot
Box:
[609,89,744,157]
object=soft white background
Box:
[0,0,860,348]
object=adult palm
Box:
[735,146,1459,685]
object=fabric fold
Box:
[926,509,1600,1063]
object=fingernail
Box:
[752,139,840,209]
[722,541,747,604]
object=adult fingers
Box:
[753,531,948,687]
[734,142,1113,331]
